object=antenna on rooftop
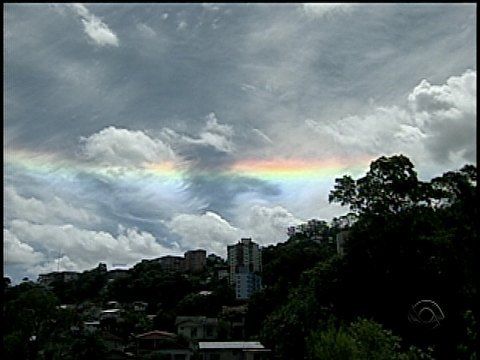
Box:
[57,248,62,272]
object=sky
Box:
[4,3,476,283]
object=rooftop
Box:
[198,341,267,350]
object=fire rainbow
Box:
[4,149,371,184]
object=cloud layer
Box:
[4,3,476,282]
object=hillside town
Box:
[12,219,343,360]
[4,156,478,360]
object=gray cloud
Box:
[4,3,476,282]
[4,229,45,266]
[10,219,178,274]
[5,187,100,226]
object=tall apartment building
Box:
[227,238,262,299]
[184,249,207,273]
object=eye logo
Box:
[408,300,445,329]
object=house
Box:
[83,321,101,333]
[135,330,192,360]
[132,301,148,312]
[101,308,123,320]
[106,301,122,309]
[197,341,271,360]
[175,316,219,341]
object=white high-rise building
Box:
[227,238,262,299]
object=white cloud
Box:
[70,3,119,47]
[9,220,177,274]
[202,4,221,12]
[165,211,240,256]
[4,229,45,266]
[79,126,177,167]
[408,70,476,163]
[235,204,303,246]
[137,23,156,38]
[5,187,99,226]
[306,69,476,170]
[252,128,273,144]
[302,3,354,17]
[177,21,188,31]
[162,113,235,153]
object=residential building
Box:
[107,269,129,282]
[135,330,192,360]
[158,256,186,272]
[215,266,229,281]
[106,301,121,309]
[185,250,207,273]
[227,238,262,285]
[100,308,123,321]
[132,301,148,312]
[38,271,79,287]
[175,316,219,341]
[197,341,271,360]
[234,267,262,301]
[287,226,296,237]
[207,253,225,265]
[83,321,101,333]
[227,238,262,299]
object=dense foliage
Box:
[250,155,478,360]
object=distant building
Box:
[83,321,101,333]
[336,230,350,256]
[158,256,186,272]
[185,250,207,273]
[198,341,271,360]
[175,316,219,341]
[38,271,79,287]
[215,265,229,281]
[227,238,262,300]
[132,301,148,312]
[106,301,122,309]
[135,330,192,360]
[107,269,129,282]
[207,253,225,265]
[287,226,296,237]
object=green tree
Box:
[308,318,433,360]
[329,154,430,215]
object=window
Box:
[191,327,198,338]
[209,354,220,360]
